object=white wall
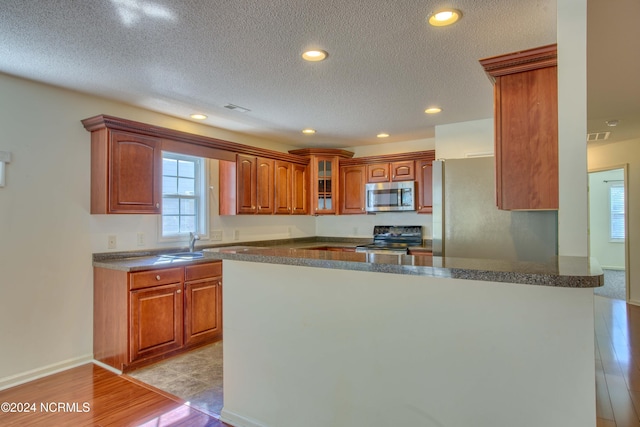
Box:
[221,260,596,427]
[347,137,434,158]
[434,118,494,159]
[557,0,588,256]
[0,72,308,387]
[588,169,625,269]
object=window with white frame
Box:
[161,152,208,239]
[609,182,625,242]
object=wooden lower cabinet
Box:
[94,261,222,372]
[184,263,223,346]
[130,283,183,362]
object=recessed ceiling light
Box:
[302,128,316,134]
[425,107,442,114]
[605,119,619,127]
[190,113,207,120]
[377,133,390,138]
[302,50,328,62]
[428,9,462,27]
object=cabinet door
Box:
[236,154,257,214]
[256,157,275,214]
[496,66,558,210]
[367,163,390,183]
[291,164,308,215]
[130,283,183,362]
[312,156,337,214]
[109,131,162,214]
[391,160,415,182]
[340,165,366,214]
[274,161,292,214]
[416,160,433,213]
[185,276,222,346]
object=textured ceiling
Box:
[0,0,637,148]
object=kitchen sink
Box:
[161,251,204,259]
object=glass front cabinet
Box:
[314,156,336,214]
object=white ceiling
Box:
[0,0,637,148]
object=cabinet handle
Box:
[155,203,160,208]
[176,289,182,294]
[156,275,161,281]
[218,281,222,286]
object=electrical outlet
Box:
[137,232,145,246]
[211,229,223,241]
[353,227,358,236]
[287,227,292,237]
[233,229,240,240]
[107,235,117,249]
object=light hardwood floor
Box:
[0,364,226,426]
[596,295,640,426]
[0,295,638,426]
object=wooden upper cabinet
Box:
[340,165,366,214]
[234,155,274,214]
[390,161,415,182]
[416,159,433,213]
[236,154,257,214]
[291,163,308,215]
[367,164,390,183]
[366,161,415,183]
[220,154,308,215]
[89,129,162,214]
[480,44,558,210]
[274,160,292,214]
[256,157,275,214]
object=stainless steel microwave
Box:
[365,181,415,212]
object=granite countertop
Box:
[201,246,603,288]
[92,237,601,288]
[91,238,371,272]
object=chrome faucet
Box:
[189,232,200,252]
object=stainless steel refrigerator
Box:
[432,157,558,261]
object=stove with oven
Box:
[355,225,423,255]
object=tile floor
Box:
[127,340,224,417]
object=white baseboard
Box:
[92,359,122,375]
[0,354,93,391]
[601,266,625,271]
[220,408,267,427]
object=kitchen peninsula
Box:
[204,247,602,427]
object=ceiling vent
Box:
[224,104,251,113]
[587,131,610,142]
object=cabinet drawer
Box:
[185,262,222,281]
[130,267,183,290]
